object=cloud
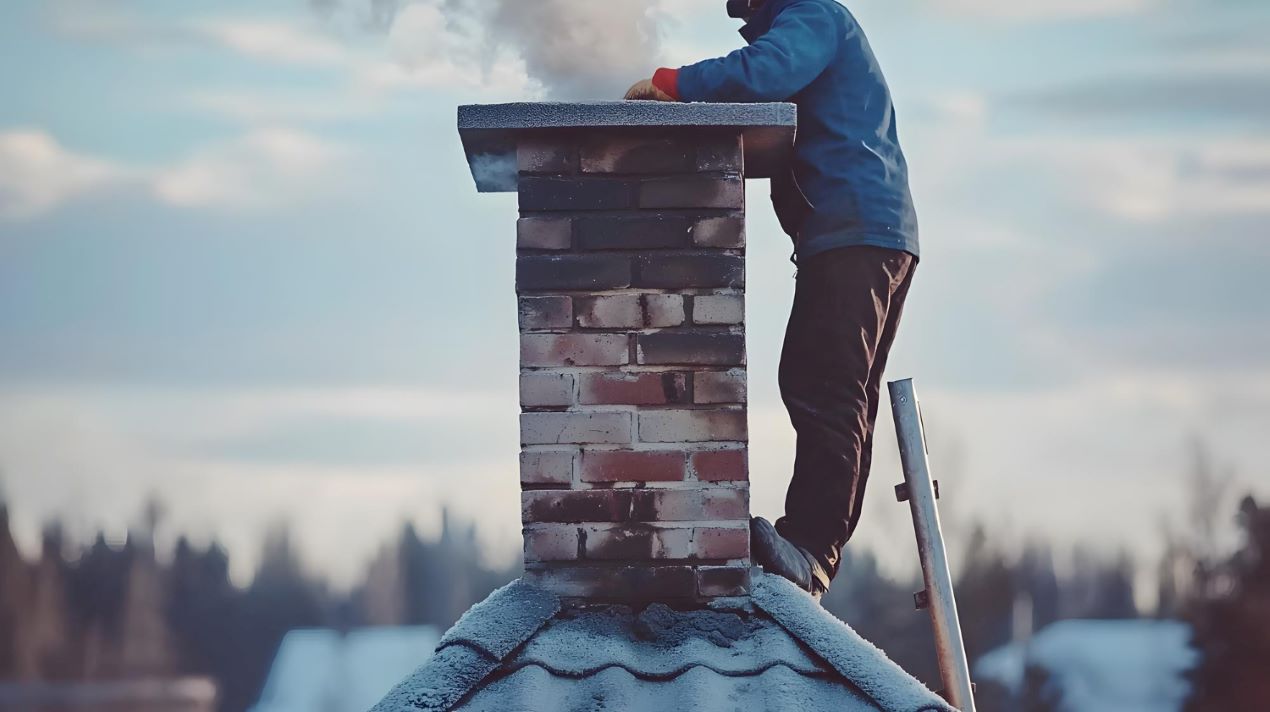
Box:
[195,19,349,66]
[153,128,351,211]
[186,89,381,124]
[0,127,353,219]
[1010,73,1270,123]
[923,0,1157,22]
[0,130,132,219]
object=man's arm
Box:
[670,1,838,102]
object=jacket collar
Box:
[739,0,796,43]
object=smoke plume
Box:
[317,0,668,99]
[478,0,664,99]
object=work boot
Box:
[750,517,830,599]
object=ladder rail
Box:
[888,378,977,712]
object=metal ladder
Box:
[889,378,977,712]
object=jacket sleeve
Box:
[676,1,839,102]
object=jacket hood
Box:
[739,0,798,42]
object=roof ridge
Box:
[750,573,957,712]
[372,579,560,712]
[436,579,560,660]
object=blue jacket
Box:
[677,0,919,260]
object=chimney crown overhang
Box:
[458,101,797,192]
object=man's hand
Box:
[624,78,674,102]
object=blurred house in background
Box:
[975,619,1196,712]
[248,627,438,712]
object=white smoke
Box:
[316,0,670,99]
[479,0,664,99]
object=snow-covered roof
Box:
[372,572,954,712]
[250,626,441,712]
[975,619,1197,712]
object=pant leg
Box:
[775,246,915,580]
[848,261,914,542]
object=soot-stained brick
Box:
[580,136,696,174]
[517,217,572,250]
[517,254,632,291]
[518,296,573,330]
[575,215,695,251]
[519,176,638,211]
[640,176,743,209]
[635,254,744,289]
[522,489,634,523]
[637,332,745,366]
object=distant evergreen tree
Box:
[1186,496,1270,711]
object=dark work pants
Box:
[775,245,916,582]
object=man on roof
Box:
[626,0,919,599]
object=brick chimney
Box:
[458,102,796,603]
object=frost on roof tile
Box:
[436,579,560,661]
[751,573,956,712]
[369,644,499,712]
[462,664,881,712]
[506,602,826,678]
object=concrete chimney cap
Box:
[458,101,797,192]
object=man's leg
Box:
[774,245,915,583]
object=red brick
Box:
[520,450,575,486]
[582,525,693,560]
[638,409,747,443]
[579,450,685,483]
[691,449,748,482]
[630,488,748,522]
[694,370,747,404]
[692,216,745,248]
[520,373,575,408]
[643,294,686,327]
[575,295,641,329]
[518,296,573,331]
[578,372,688,406]
[521,333,629,367]
[693,293,744,325]
[580,136,694,174]
[524,526,581,562]
[522,489,633,523]
[638,332,745,367]
[697,566,752,597]
[519,176,637,211]
[521,412,632,445]
[517,139,575,173]
[693,527,750,559]
[525,564,697,600]
[517,217,572,250]
[640,176,744,209]
[517,254,632,291]
[634,254,744,289]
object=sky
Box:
[1,0,1267,589]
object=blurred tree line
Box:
[0,503,516,712]
[0,441,1265,712]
